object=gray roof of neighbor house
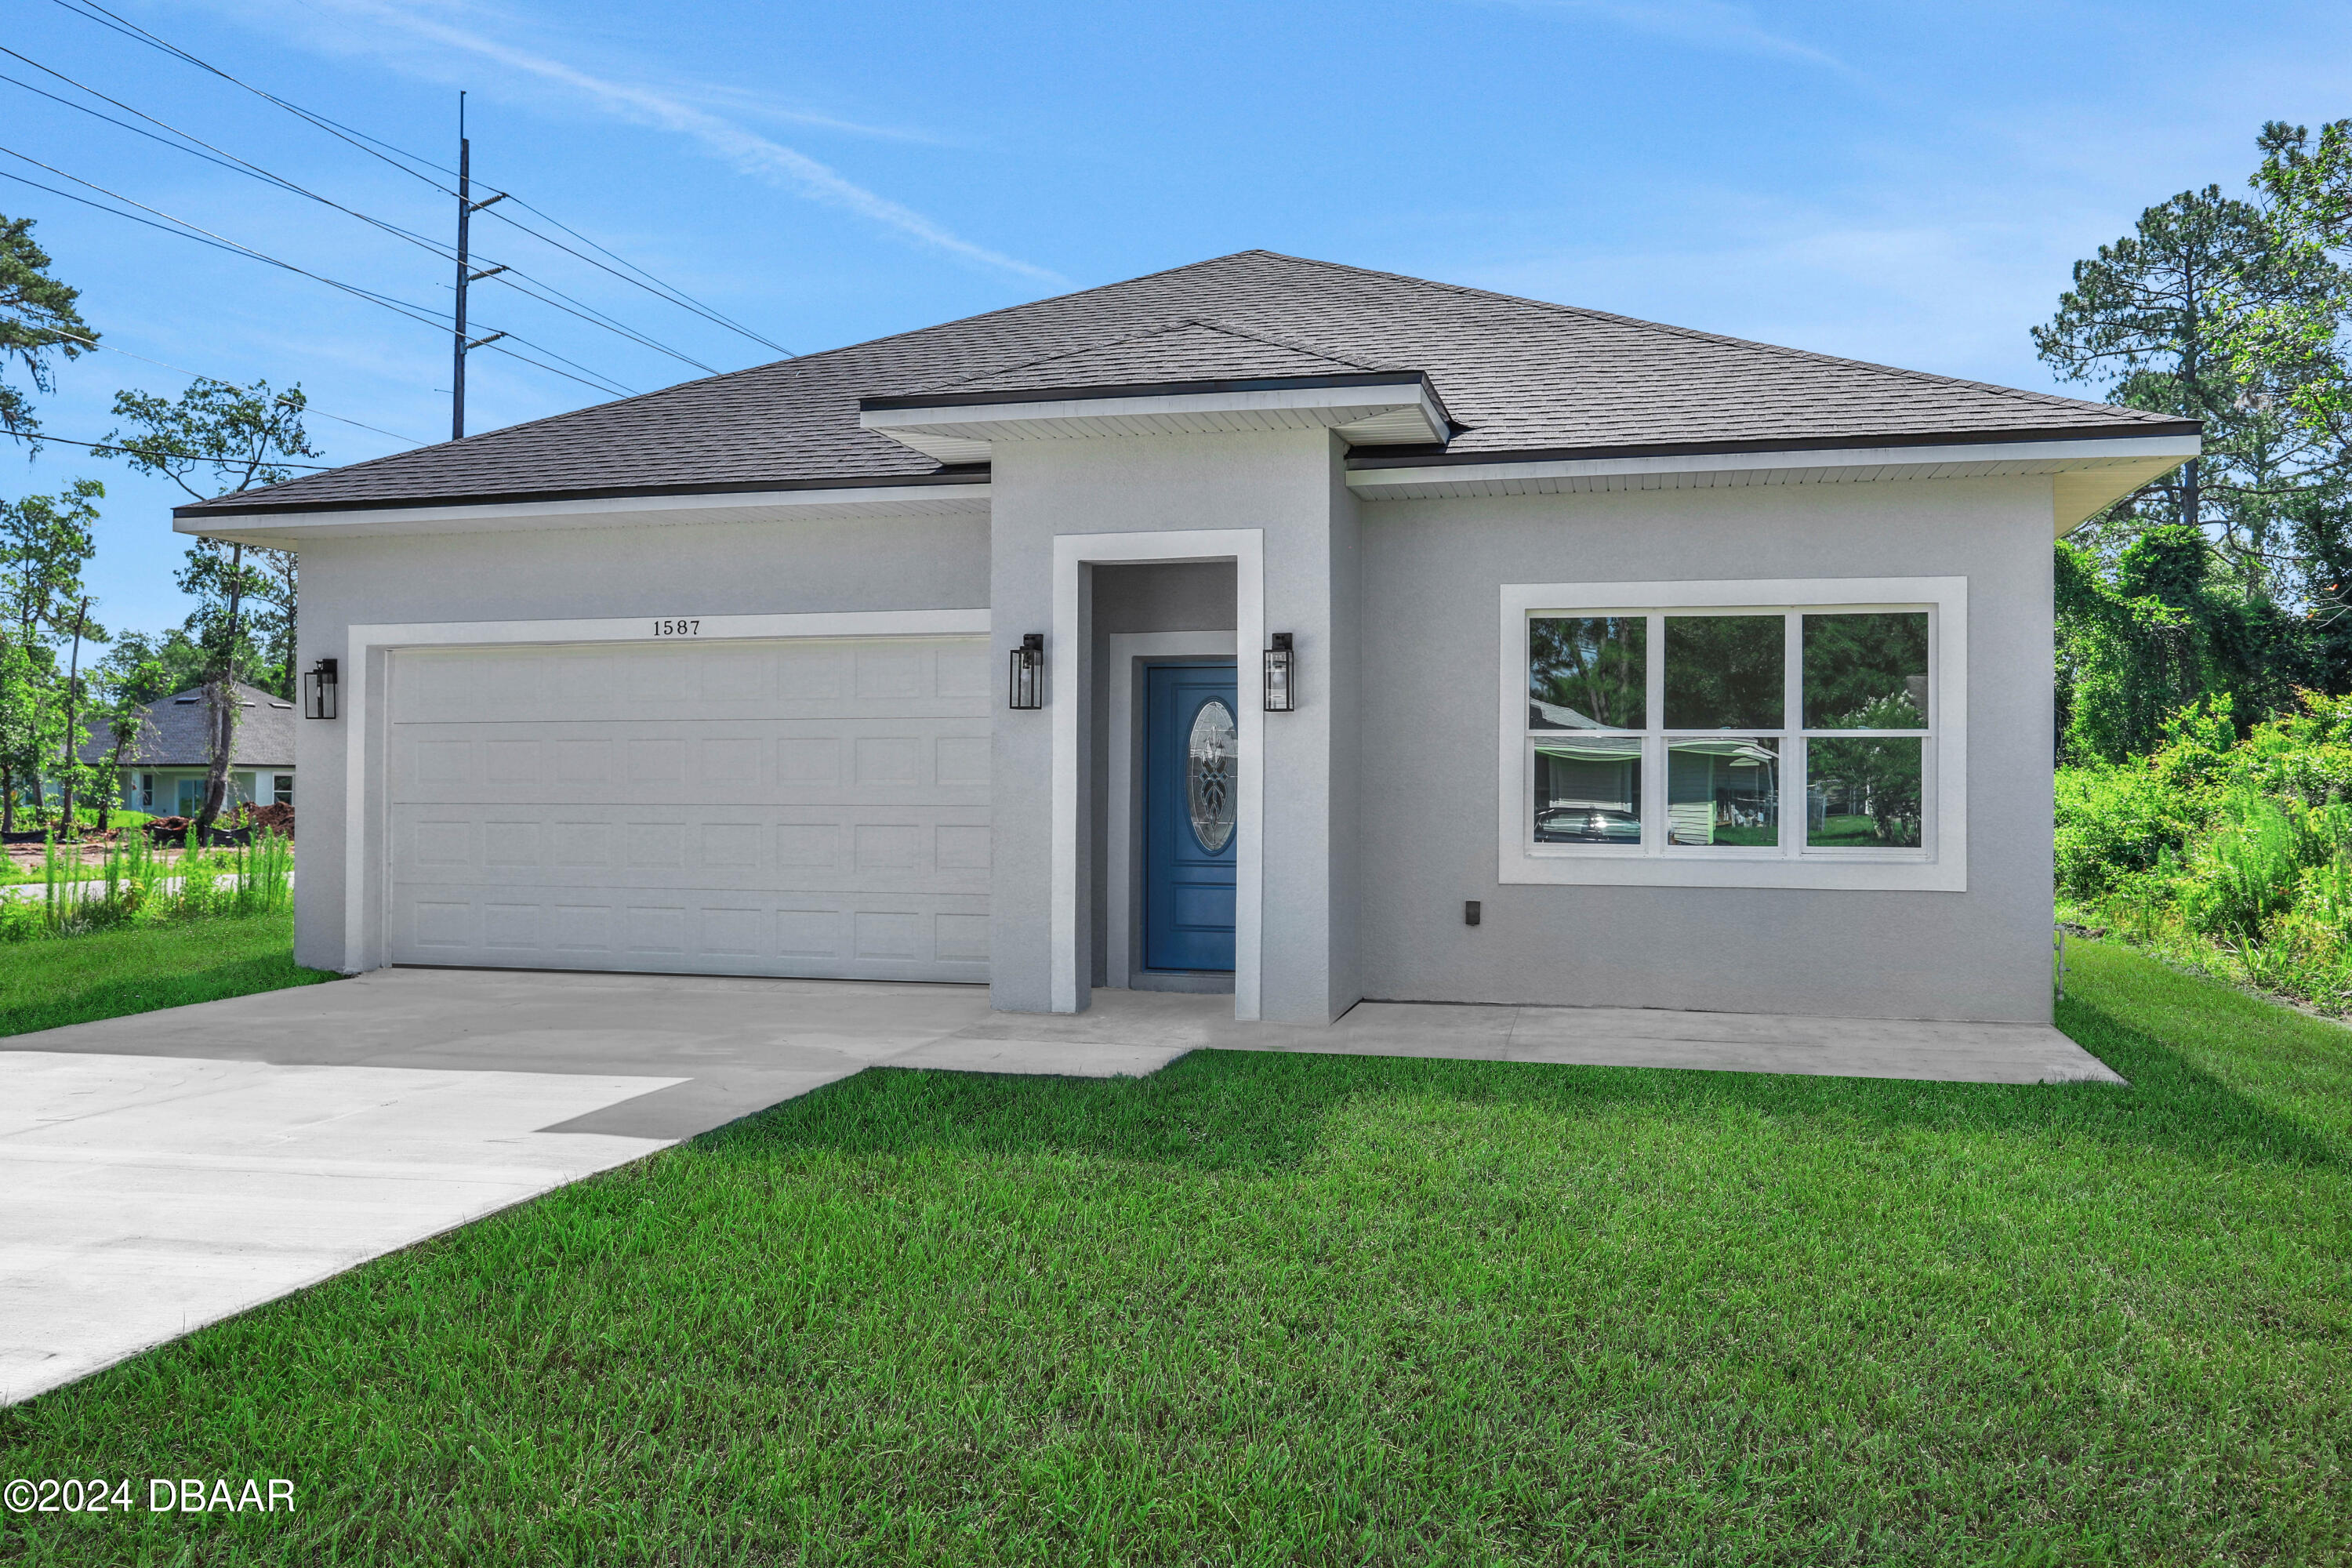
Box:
[176,249,2194,517]
[78,683,297,769]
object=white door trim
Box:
[342,608,991,974]
[1051,531,1265,1020]
[1104,631,1240,990]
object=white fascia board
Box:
[1349,434,2201,499]
[862,380,1444,459]
[175,482,993,546]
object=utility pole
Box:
[451,91,509,441]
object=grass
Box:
[1804,813,1889,847]
[0,910,332,1038]
[2,941,2349,1564]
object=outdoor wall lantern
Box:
[1008,633,1045,710]
[1263,633,1296,712]
[302,657,339,721]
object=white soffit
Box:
[1347,434,2200,535]
[175,482,993,547]
[859,380,1447,464]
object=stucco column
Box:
[1254,436,1362,1023]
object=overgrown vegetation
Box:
[2056,688,2352,1008]
[0,826,292,943]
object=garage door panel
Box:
[391,720,991,806]
[394,640,989,726]
[387,884,989,982]
[389,635,990,980]
[392,806,990,895]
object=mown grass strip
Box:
[0,911,334,1039]
[1,938,2346,1565]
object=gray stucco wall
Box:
[1356,474,2056,1023]
[287,452,2058,1028]
[291,510,989,973]
[987,426,1355,1022]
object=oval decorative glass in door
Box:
[1185,699,1238,853]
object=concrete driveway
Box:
[0,967,1186,1406]
[0,967,2116,1405]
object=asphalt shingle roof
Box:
[182,250,2190,517]
[914,318,1385,395]
[78,683,297,769]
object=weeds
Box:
[0,828,292,945]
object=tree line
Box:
[4,212,313,843]
[2046,119,2352,760]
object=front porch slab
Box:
[917,989,2123,1086]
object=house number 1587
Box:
[652,619,701,637]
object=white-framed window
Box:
[273,774,293,807]
[1498,577,1967,891]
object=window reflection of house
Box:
[1667,739,1779,846]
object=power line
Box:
[0,154,636,398]
[38,325,428,446]
[0,154,630,397]
[478,196,794,359]
[1,430,338,468]
[46,0,795,357]
[0,50,723,374]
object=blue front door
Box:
[1144,661,1239,972]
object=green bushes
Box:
[2058,688,2352,1009]
[0,828,292,943]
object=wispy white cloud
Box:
[680,82,954,149]
[1473,0,1849,73]
[292,0,1062,283]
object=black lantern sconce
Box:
[302,657,339,720]
[1008,633,1045,710]
[1263,633,1296,712]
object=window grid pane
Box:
[1525,607,1933,858]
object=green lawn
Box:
[2,940,2349,1564]
[0,911,333,1039]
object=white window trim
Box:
[1497,577,1967,891]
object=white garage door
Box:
[387,635,990,982]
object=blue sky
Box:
[5,0,2349,636]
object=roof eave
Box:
[859,374,1452,465]
[1347,430,2201,536]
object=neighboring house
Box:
[79,682,296,816]
[175,251,2196,1028]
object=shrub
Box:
[2055,762,2200,901]
[2060,689,2352,1011]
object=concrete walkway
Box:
[1,968,2118,1405]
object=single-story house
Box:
[174,251,2196,1025]
[78,682,296,815]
